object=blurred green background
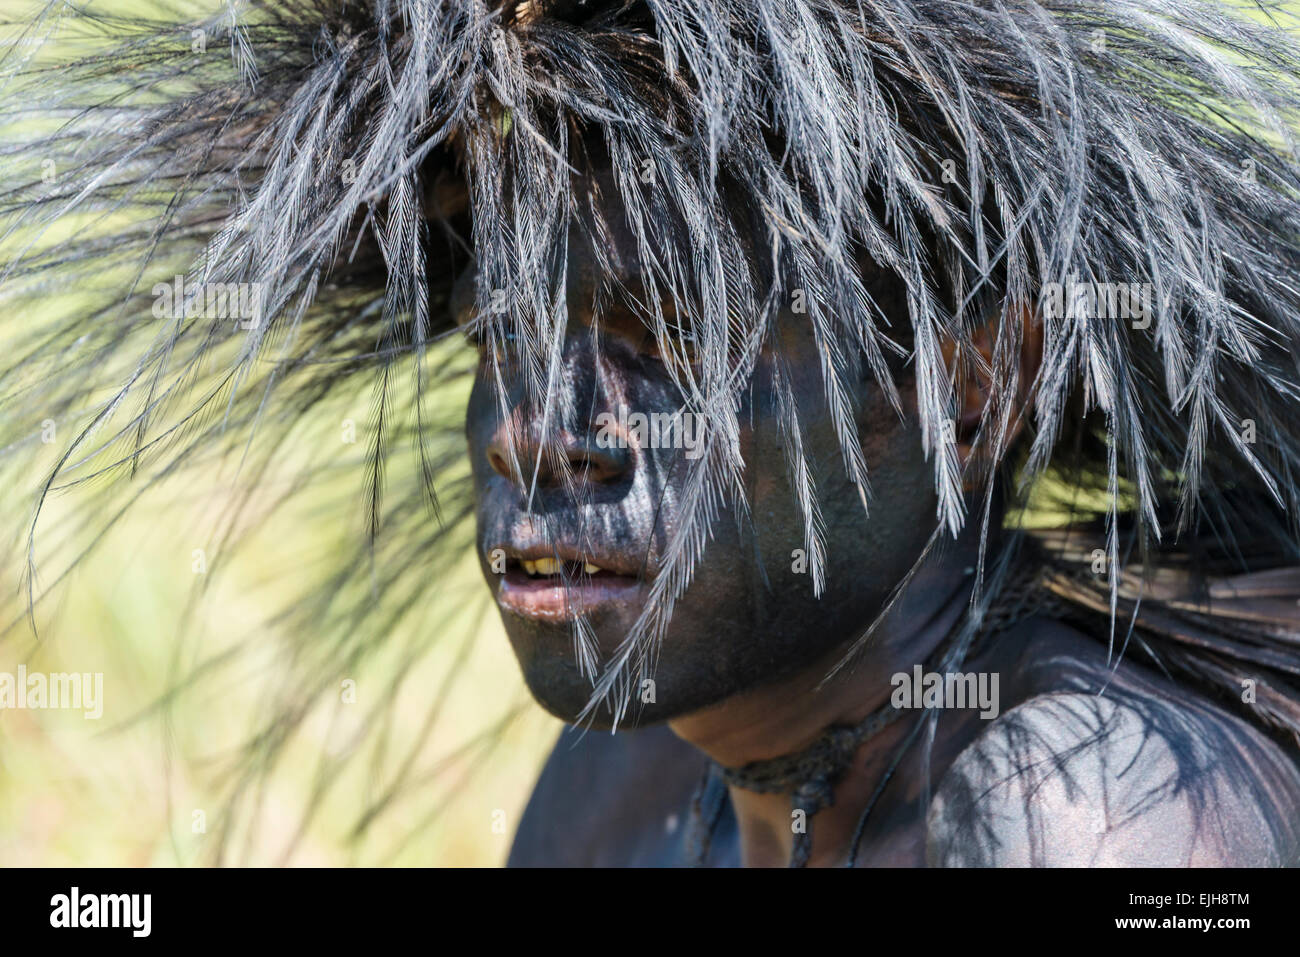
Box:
[0,338,562,866]
[0,0,563,867]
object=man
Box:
[4,0,1300,866]
[467,172,1300,866]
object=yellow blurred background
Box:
[0,372,563,865]
[0,0,563,865]
[0,365,563,865]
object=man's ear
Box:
[939,305,1042,475]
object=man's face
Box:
[465,250,940,728]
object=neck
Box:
[668,529,987,866]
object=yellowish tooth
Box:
[534,557,561,575]
[583,562,601,574]
[521,559,538,576]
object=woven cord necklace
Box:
[684,557,1048,867]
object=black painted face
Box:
[465,250,940,728]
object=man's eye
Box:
[638,328,700,367]
[671,336,700,366]
[469,329,517,365]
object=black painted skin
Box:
[506,622,1300,866]
[465,223,1300,868]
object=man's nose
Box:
[486,419,632,490]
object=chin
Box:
[505,618,742,728]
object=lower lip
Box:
[496,569,644,621]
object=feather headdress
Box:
[4,0,1300,817]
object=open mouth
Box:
[495,553,645,621]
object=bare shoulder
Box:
[508,723,717,866]
[927,682,1300,866]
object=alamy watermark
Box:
[1042,277,1153,329]
[595,405,706,460]
[890,665,999,719]
[152,275,266,329]
[50,887,150,937]
[0,665,103,719]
